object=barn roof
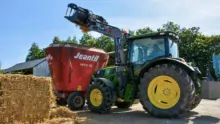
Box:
[3,58,46,74]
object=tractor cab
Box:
[127,31,180,64]
[126,31,181,75]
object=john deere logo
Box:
[74,52,99,61]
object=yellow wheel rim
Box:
[148,76,180,109]
[90,89,103,107]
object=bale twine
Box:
[0,74,56,123]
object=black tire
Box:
[115,102,133,109]
[86,79,113,113]
[67,92,85,110]
[139,64,195,118]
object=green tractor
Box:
[65,3,202,118]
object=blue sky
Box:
[0,0,220,69]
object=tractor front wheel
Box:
[139,64,195,118]
[67,92,85,110]
[86,79,113,113]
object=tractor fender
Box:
[95,78,116,101]
[95,78,115,90]
[139,58,202,88]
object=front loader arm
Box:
[65,3,128,98]
[65,3,125,66]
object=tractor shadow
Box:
[76,106,220,124]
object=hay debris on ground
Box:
[49,106,77,119]
[0,74,56,123]
[40,106,79,124]
[42,117,75,124]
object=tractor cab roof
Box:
[126,31,180,43]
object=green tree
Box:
[136,27,154,35]
[79,33,96,47]
[178,27,201,61]
[65,36,78,44]
[95,35,114,52]
[158,21,181,33]
[26,43,46,61]
[52,36,61,43]
[128,30,135,36]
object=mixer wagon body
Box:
[45,43,109,110]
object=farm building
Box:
[3,58,50,77]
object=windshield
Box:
[130,37,165,64]
[168,38,179,58]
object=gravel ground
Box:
[75,99,220,124]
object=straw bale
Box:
[0,74,56,123]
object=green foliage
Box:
[79,33,96,46]
[52,36,78,44]
[96,35,114,52]
[52,36,62,43]
[65,36,78,44]
[128,30,135,36]
[158,21,181,33]
[79,33,114,52]
[25,43,46,62]
[136,27,154,35]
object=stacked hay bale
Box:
[0,74,56,123]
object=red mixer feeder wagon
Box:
[45,43,109,110]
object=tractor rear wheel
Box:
[139,64,195,118]
[86,79,113,113]
[115,102,133,109]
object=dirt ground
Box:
[75,99,220,124]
